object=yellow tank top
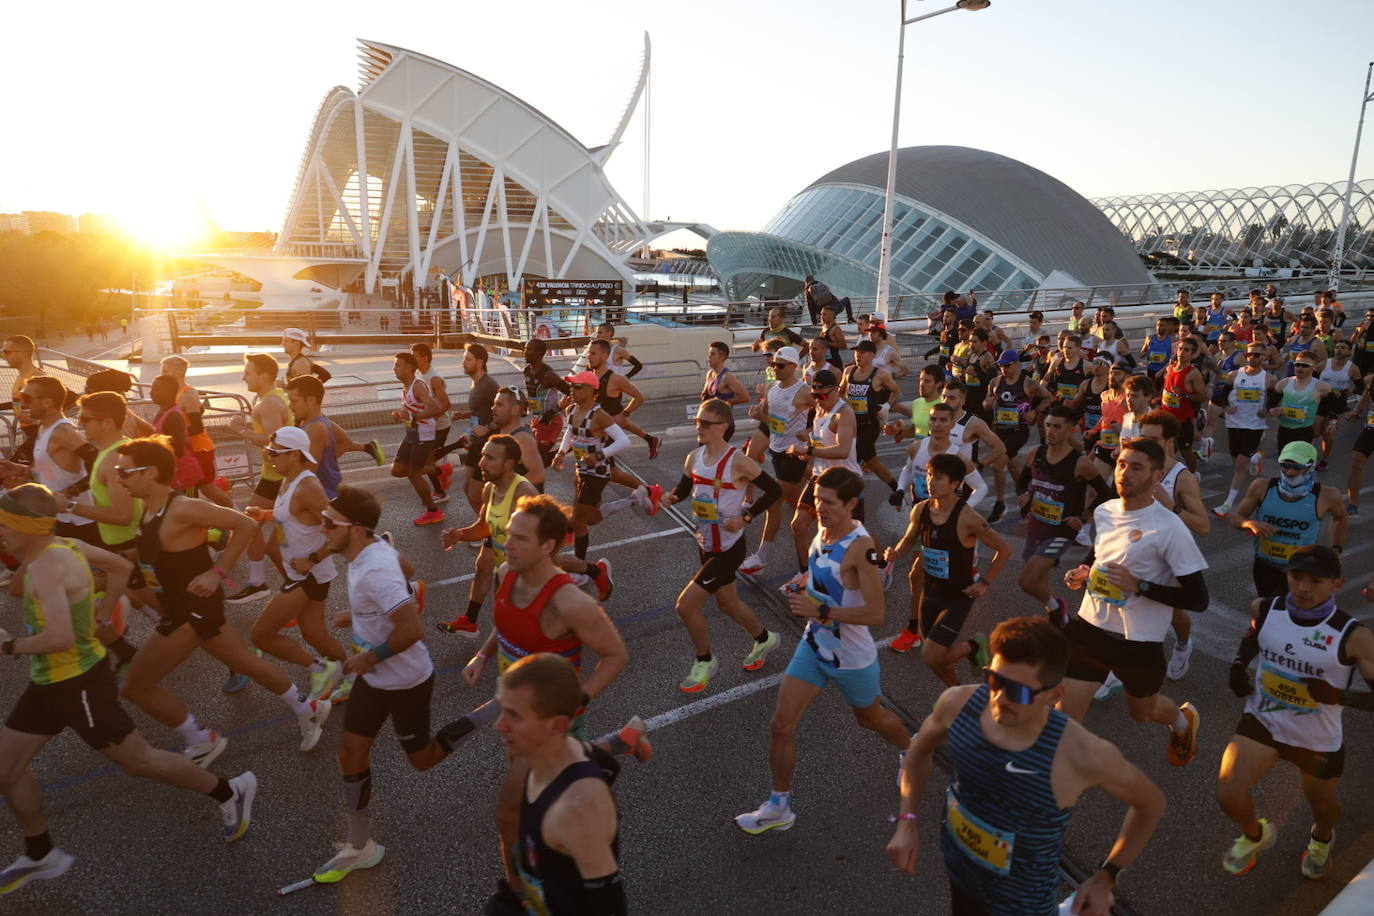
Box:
[25,539,104,685]
[253,389,293,481]
[91,438,143,545]
[486,475,527,561]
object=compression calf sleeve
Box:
[344,769,371,849]
[436,700,501,754]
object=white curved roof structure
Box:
[276,39,652,293]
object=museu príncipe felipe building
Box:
[194,38,697,305]
[706,145,1154,305]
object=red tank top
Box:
[494,571,582,672]
[1161,364,1195,421]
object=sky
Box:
[5,0,1374,247]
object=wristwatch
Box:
[1137,580,1151,597]
[2,639,15,656]
[307,551,321,564]
[1098,860,1122,883]
[741,510,754,524]
[816,603,831,621]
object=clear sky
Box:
[6,0,1374,244]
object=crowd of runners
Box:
[0,288,1371,915]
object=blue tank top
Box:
[305,416,341,499]
[803,523,877,670]
[1203,307,1227,341]
[1253,479,1320,567]
[1145,334,1172,372]
[942,686,1072,916]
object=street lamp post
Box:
[874,0,989,322]
[1329,62,1374,292]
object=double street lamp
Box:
[873,0,990,321]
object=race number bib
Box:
[1162,389,1182,408]
[1149,351,1167,365]
[767,414,788,435]
[1030,493,1064,525]
[1088,565,1126,606]
[137,561,163,593]
[516,866,551,916]
[995,407,1019,427]
[1236,387,1260,402]
[1258,538,1298,564]
[1365,409,1374,429]
[922,546,950,580]
[848,397,869,416]
[1056,382,1076,399]
[572,445,589,461]
[945,791,1015,876]
[1100,428,1120,448]
[1281,406,1308,423]
[691,495,720,522]
[1258,662,1320,713]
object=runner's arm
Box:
[70,453,138,525]
[829,535,885,627]
[621,352,643,379]
[560,586,629,700]
[809,408,855,459]
[970,420,1006,468]
[889,502,925,559]
[1229,477,1270,531]
[412,378,444,420]
[740,461,780,521]
[69,539,133,624]
[889,687,970,873]
[514,432,545,489]
[662,453,694,508]
[4,554,76,654]
[1067,726,1165,897]
[597,417,632,458]
[969,513,1009,587]
[429,375,452,413]
[1173,472,1211,536]
[547,782,624,913]
[722,371,751,406]
[1324,486,1348,552]
[173,499,258,574]
[161,409,189,456]
[613,376,645,415]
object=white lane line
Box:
[423,526,689,588]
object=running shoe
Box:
[299,700,332,752]
[329,675,355,705]
[222,668,250,693]
[1301,829,1334,880]
[616,715,653,763]
[413,509,445,526]
[644,484,663,516]
[593,558,614,601]
[1167,638,1193,681]
[485,879,524,915]
[739,553,766,575]
[987,500,1006,524]
[308,659,344,703]
[1346,501,1359,518]
[437,462,454,493]
[889,628,922,654]
[968,633,991,678]
[432,485,449,504]
[1074,526,1092,547]
[437,616,479,637]
[313,839,385,884]
[741,631,780,671]
[185,732,228,769]
[678,657,718,693]
[1048,597,1071,629]
[364,439,386,466]
[1316,460,1329,472]
[1249,451,1263,476]
[219,771,257,842]
[1167,701,1200,766]
[1223,818,1276,875]
[1093,672,1122,700]
[734,799,796,835]
[647,435,663,459]
[0,847,75,895]
[1212,501,1232,519]
[225,583,271,605]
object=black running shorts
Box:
[918,582,974,648]
[344,673,435,754]
[281,571,331,602]
[1226,427,1264,459]
[1235,713,1345,779]
[1063,617,1166,699]
[769,449,808,485]
[855,420,881,463]
[574,473,611,508]
[692,538,747,594]
[1355,428,1374,457]
[7,662,135,750]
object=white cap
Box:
[773,346,801,366]
[283,327,310,345]
[268,425,317,463]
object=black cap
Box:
[811,368,839,388]
[1286,545,1341,580]
[855,340,877,353]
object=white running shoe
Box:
[1074,526,1092,547]
[1212,501,1232,519]
[1094,672,1123,700]
[739,553,765,575]
[1249,451,1263,476]
[299,700,332,751]
[308,659,344,703]
[184,733,228,769]
[220,771,257,842]
[314,839,386,884]
[734,799,796,835]
[0,847,75,895]
[1167,639,1194,681]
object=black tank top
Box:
[917,497,975,589]
[845,367,887,425]
[1025,445,1086,540]
[992,376,1031,429]
[1048,357,1086,401]
[518,758,619,916]
[136,494,221,614]
[596,370,624,416]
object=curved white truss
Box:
[277,39,651,293]
[1092,181,1374,271]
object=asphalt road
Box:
[3,396,1374,916]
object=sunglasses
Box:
[1294,363,1314,369]
[693,418,727,427]
[77,413,102,423]
[1245,353,1264,359]
[811,386,835,394]
[321,515,357,530]
[1279,460,1312,473]
[116,465,153,479]
[985,670,1059,704]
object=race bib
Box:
[995,407,1019,427]
[1030,493,1064,525]
[945,791,1014,876]
[1100,428,1120,448]
[572,445,589,461]
[767,414,787,435]
[923,546,950,580]
[1281,405,1308,423]
[1258,538,1298,563]
[940,346,952,357]
[1056,382,1077,399]
[516,866,550,916]
[1162,389,1182,408]
[809,434,824,450]
[1149,351,1167,365]
[912,474,930,500]
[1088,565,1126,606]
[1365,340,1374,352]
[1365,409,1374,429]
[1236,388,1260,402]
[1258,662,1320,713]
[691,495,720,522]
[848,397,869,415]
[137,561,162,593]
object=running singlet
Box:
[90,438,142,545]
[701,367,734,403]
[255,389,293,481]
[303,416,342,499]
[1144,334,1172,372]
[568,405,612,478]
[1320,361,1355,398]
[485,475,527,563]
[23,539,103,685]
[1286,336,1317,376]
[1253,479,1319,567]
[1228,369,1269,430]
[991,378,1031,430]
[917,497,974,589]
[1025,446,1085,542]
[909,397,936,439]
[33,419,93,527]
[1079,382,1105,432]
[596,369,625,416]
[178,384,215,453]
[690,447,744,553]
[845,368,886,422]
[518,759,619,916]
[941,685,1072,916]
[766,380,808,452]
[810,399,860,474]
[417,367,452,431]
[959,357,993,406]
[1047,358,1085,401]
[1203,307,1228,341]
[493,570,581,672]
[1278,379,1319,429]
[400,377,436,441]
[135,496,223,624]
[1246,597,1358,753]
[1161,364,1195,423]
[802,523,876,670]
[274,470,337,584]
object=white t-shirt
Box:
[347,540,433,689]
[1077,498,1208,642]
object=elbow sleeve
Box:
[672,474,693,502]
[745,470,782,518]
[601,422,631,458]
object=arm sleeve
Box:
[896,453,915,494]
[1086,473,1113,510]
[671,473,693,502]
[1141,569,1209,613]
[558,424,574,453]
[579,872,628,916]
[599,421,632,458]
[1266,388,1282,410]
[744,469,781,519]
[623,354,643,379]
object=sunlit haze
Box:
[7,0,1374,244]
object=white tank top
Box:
[274,470,337,584]
[402,377,437,441]
[766,379,808,453]
[689,446,745,553]
[1246,597,1358,752]
[1319,361,1355,395]
[417,367,452,430]
[34,419,92,526]
[1160,461,1187,500]
[907,436,973,500]
[810,399,859,473]
[1228,368,1269,431]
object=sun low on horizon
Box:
[114,197,217,254]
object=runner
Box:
[387,350,445,526]
[1014,405,1108,624]
[789,369,860,565]
[284,374,385,501]
[734,467,910,835]
[1316,340,1360,470]
[1160,335,1209,471]
[740,346,811,575]
[886,616,1165,916]
[889,364,943,444]
[751,307,805,352]
[486,386,548,492]
[894,403,987,512]
[282,327,321,380]
[310,485,452,884]
[226,353,293,603]
[495,654,628,915]
[2,336,41,468]
[1084,365,1131,480]
[818,304,848,367]
[841,340,901,492]
[523,338,572,468]
[160,355,233,509]
[1139,317,1176,382]
[409,343,454,504]
[867,321,908,378]
[1345,372,1374,516]
[1201,292,1231,345]
[1057,438,1208,769]
[0,484,256,896]
[13,376,98,544]
[701,340,751,407]
[115,437,332,758]
[586,339,661,459]
[436,435,541,636]
[243,426,347,703]
[661,399,782,693]
[939,379,1008,509]
[1230,441,1347,600]
[804,335,841,383]
[1282,317,1328,375]
[149,375,205,494]
[1269,354,1330,452]
[434,342,500,514]
[594,322,643,378]
[954,329,997,424]
[886,453,1010,680]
